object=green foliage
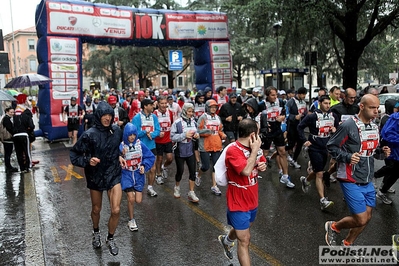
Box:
[85,0,399,90]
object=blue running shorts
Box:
[227,208,258,230]
[340,182,375,214]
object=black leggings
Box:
[175,154,196,182]
[13,135,30,171]
[3,142,14,169]
[200,151,221,172]
[380,159,399,193]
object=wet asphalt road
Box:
[1,138,398,266]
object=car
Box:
[305,86,320,102]
[377,93,399,122]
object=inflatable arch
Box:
[35,0,232,141]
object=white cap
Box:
[134,91,138,94]
[179,91,185,96]
[279,90,286,95]
[253,88,261,93]
[154,90,159,96]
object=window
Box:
[17,41,20,52]
[29,59,37,72]
[28,39,35,50]
[255,77,261,86]
[161,76,167,87]
[177,76,184,87]
[245,78,250,87]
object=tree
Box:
[277,0,399,89]
[323,1,399,89]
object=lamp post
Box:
[307,37,319,106]
[273,22,282,90]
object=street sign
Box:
[168,50,183,71]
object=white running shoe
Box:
[174,186,181,198]
[290,161,301,169]
[280,176,295,188]
[195,176,201,187]
[147,187,158,197]
[211,186,222,196]
[161,165,168,179]
[187,191,199,203]
[128,219,138,231]
[320,198,334,210]
[155,175,164,185]
[300,176,310,193]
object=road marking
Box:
[163,186,283,266]
[59,165,84,180]
[51,166,61,183]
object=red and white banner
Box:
[47,1,133,39]
[47,36,80,127]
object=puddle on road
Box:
[0,170,26,265]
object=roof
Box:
[4,26,37,40]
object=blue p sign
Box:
[169,50,183,71]
[172,51,179,62]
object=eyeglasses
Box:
[347,96,356,100]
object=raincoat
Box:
[119,123,155,191]
[70,101,123,191]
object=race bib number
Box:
[317,119,334,137]
[360,129,379,157]
[125,150,142,170]
[160,122,170,132]
[267,107,282,122]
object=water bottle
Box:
[302,146,309,159]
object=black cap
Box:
[71,96,77,101]
[229,93,237,99]
[141,98,154,108]
[167,95,173,100]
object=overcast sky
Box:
[0,0,40,35]
[0,0,190,36]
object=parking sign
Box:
[168,50,183,71]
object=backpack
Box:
[214,143,235,186]
[0,117,13,142]
[381,112,399,144]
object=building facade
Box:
[3,26,38,82]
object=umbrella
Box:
[4,73,52,88]
[377,84,396,93]
[6,89,20,96]
[0,90,17,101]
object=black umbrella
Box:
[4,73,52,88]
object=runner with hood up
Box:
[243,98,261,123]
[70,101,124,256]
[120,123,155,231]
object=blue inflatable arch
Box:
[35,0,231,141]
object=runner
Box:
[153,96,174,184]
[298,95,339,210]
[324,94,390,247]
